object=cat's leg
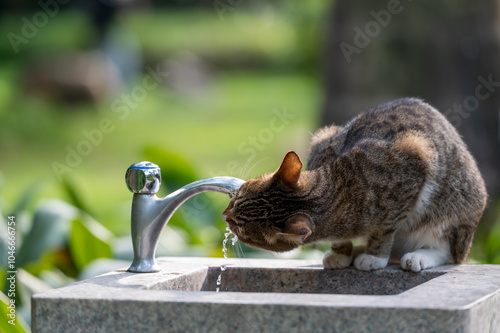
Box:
[323,241,353,269]
[401,238,452,272]
[354,229,394,271]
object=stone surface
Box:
[32,257,500,333]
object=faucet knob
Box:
[125,161,161,194]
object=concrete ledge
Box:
[32,257,500,333]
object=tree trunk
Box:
[322,0,500,197]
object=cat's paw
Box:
[354,254,389,271]
[323,250,352,269]
[401,252,434,272]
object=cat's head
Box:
[222,151,314,252]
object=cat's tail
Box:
[448,222,478,264]
[448,152,487,264]
[448,204,486,263]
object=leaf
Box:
[69,216,113,271]
[23,248,77,280]
[78,258,130,280]
[16,200,77,267]
[37,269,75,289]
[142,146,203,241]
[485,218,500,263]
[9,178,46,217]
[491,253,500,265]
[0,212,7,268]
[61,177,92,215]
[17,269,52,294]
[143,146,198,193]
[0,291,31,333]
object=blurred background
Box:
[0,0,499,330]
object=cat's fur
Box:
[223,98,487,272]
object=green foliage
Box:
[143,146,198,193]
[69,217,113,271]
[61,178,93,215]
[0,182,119,329]
[0,291,30,333]
[8,179,45,218]
[485,217,500,264]
[16,200,75,268]
[124,10,299,68]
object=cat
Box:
[222,98,487,272]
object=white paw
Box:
[323,250,352,269]
[401,252,435,272]
[354,254,389,271]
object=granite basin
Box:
[185,265,442,295]
[32,257,500,333]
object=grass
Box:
[0,3,328,239]
[0,69,321,234]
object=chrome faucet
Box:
[125,161,245,273]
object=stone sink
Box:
[32,257,500,333]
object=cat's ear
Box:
[278,216,312,243]
[274,151,303,189]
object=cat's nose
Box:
[222,208,234,223]
[222,202,234,222]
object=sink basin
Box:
[32,257,500,333]
[186,266,443,295]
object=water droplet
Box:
[216,226,238,292]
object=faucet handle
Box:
[126,161,161,194]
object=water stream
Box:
[216,226,238,292]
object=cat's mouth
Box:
[221,211,242,234]
[221,212,239,226]
[222,216,302,253]
[222,203,242,226]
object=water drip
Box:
[216,226,238,292]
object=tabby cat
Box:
[223,98,487,272]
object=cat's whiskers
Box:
[238,158,253,180]
[240,157,272,179]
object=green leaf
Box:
[143,146,198,193]
[78,258,130,280]
[37,269,75,289]
[485,218,500,263]
[9,178,46,216]
[61,177,92,215]
[0,212,8,268]
[69,216,113,271]
[0,291,31,333]
[17,200,77,267]
[142,147,203,242]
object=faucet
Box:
[125,161,245,273]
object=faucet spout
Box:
[125,162,245,273]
